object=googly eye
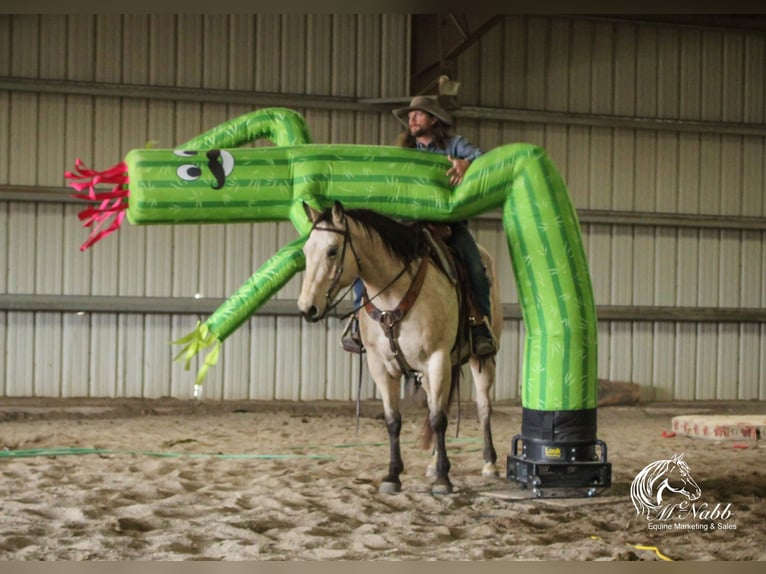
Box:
[219,150,235,176]
[173,150,198,157]
[177,164,202,181]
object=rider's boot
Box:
[470,315,497,358]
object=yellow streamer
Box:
[633,544,673,561]
[590,537,674,561]
[172,320,218,377]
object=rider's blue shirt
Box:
[415,135,482,161]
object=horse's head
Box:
[658,453,702,503]
[298,201,360,322]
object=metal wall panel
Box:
[0,84,7,185]
[7,312,34,396]
[1,14,764,402]
[0,310,5,396]
[0,16,10,81]
[741,325,766,391]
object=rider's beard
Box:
[409,125,430,138]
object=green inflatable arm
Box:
[66,108,598,411]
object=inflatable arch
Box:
[67,108,610,493]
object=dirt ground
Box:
[0,396,763,561]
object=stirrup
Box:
[470,316,497,358]
[340,315,365,354]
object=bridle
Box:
[310,217,363,316]
[309,216,410,318]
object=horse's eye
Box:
[328,247,339,258]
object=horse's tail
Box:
[420,362,462,449]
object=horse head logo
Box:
[630,453,702,519]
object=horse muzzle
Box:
[299,304,324,323]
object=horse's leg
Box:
[373,371,405,494]
[426,450,438,478]
[425,352,454,495]
[475,246,502,477]
[470,356,498,477]
[429,410,452,494]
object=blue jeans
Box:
[446,221,491,320]
[352,221,490,320]
[352,277,365,308]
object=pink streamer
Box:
[65,159,129,251]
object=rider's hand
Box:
[446,156,471,186]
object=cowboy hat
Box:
[393,95,453,128]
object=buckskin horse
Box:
[297,201,502,495]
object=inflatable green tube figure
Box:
[67,108,603,471]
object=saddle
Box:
[362,221,485,377]
[418,222,485,366]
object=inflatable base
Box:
[507,408,612,497]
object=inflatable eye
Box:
[177,164,202,181]
[219,150,235,176]
[174,150,198,157]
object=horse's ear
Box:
[303,201,322,223]
[331,200,345,226]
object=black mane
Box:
[315,206,425,264]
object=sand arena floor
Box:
[0,397,763,560]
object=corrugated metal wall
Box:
[1,15,764,402]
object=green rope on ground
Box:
[0,437,483,460]
[0,447,333,460]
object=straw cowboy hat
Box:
[393,95,453,128]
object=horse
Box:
[297,201,502,495]
[630,453,702,519]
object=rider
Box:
[342,95,498,359]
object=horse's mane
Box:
[316,207,426,264]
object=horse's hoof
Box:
[379,481,402,494]
[482,463,500,478]
[431,481,453,495]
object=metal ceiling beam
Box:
[5,184,766,232]
[587,14,766,33]
[3,294,766,323]
[409,14,504,97]
[6,76,766,138]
